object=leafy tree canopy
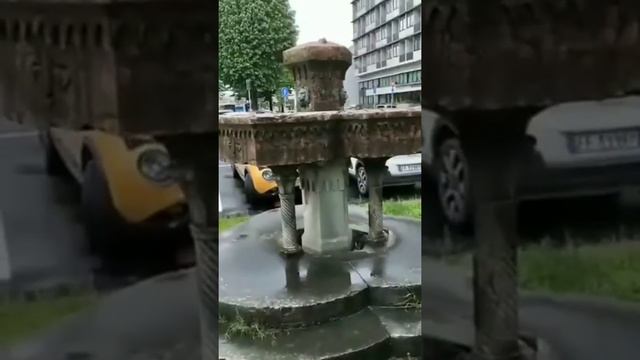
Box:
[219,0,298,100]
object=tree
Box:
[219,0,298,111]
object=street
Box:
[0,123,95,297]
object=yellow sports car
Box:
[232,163,279,205]
[41,127,188,253]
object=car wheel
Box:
[243,171,262,206]
[81,159,126,255]
[355,164,369,197]
[232,166,241,179]
[42,131,66,176]
[436,138,472,228]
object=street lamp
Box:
[246,79,252,111]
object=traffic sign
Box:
[281,87,289,98]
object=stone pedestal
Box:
[300,159,352,254]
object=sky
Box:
[288,0,354,48]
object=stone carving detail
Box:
[424,0,640,109]
[219,110,421,167]
[0,2,216,134]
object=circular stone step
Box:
[219,205,421,328]
[220,307,422,360]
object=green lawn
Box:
[447,241,640,303]
[519,242,640,302]
[0,293,97,346]
[219,198,422,232]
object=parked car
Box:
[232,163,278,205]
[348,155,422,196]
[41,127,187,253]
[422,96,640,228]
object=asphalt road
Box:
[0,123,96,296]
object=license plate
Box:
[398,164,421,172]
[569,129,640,153]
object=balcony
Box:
[399,26,414,40]
[365,21,376,33]
[375,38,389,49]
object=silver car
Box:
[423,96,640,227]
[348,154,422,196]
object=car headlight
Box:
[137,149,174,185]
[262,168,275,181]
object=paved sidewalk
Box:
[7,269,201,360]
[422,258,640,360]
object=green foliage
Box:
[219,215,249,233]
[219,0,298,101]
[382,199,421,220]
[0,293,97,346]
[447,241,640,302]
[519,242,640,302]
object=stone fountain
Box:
[218,40,422,359]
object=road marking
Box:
[0,131,38,140]
[219,164,232,168]
[0,210,11,281]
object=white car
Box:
[348,154,422,196]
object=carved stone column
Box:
[299,159,352,254]
[363,158,388,244]
[454,111,531,360]
[272,165,301,255]
[161,135,218,360]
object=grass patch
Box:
[219,216,249,233]
[219,199,422,233]
[519,242,640,302]
[0,293,97,346]
[396,290,421,309]
[446,241,640,302]
[220,312,284,344]
[381,199,421,220]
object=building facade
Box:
[351,0,421,108]
[343,46,361,108]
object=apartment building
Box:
[352,0,421,107]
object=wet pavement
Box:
[0,128,95,297]
[219,205,421,358]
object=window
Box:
[413,35,420,51]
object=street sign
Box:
[281,87,289,98]
[246,79,252,90]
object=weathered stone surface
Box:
[424,0,640,110]
[283,39,352,111]
[0,0,215,135]
[218,108,422,167]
